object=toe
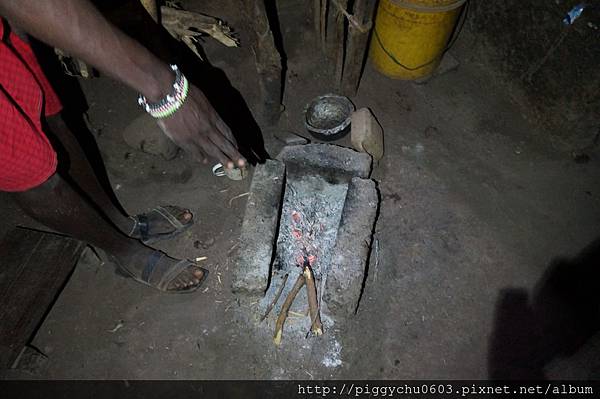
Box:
[181,210,193,222]
[192,268,205,279]
[167,267,205,291]
[176,209,193,226]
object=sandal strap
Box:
[154,206,185,230]
[128,216,138,236]
[129,206,190,243]
[137,214,149,241]
[141,251,163,283]
[153,259,197,291]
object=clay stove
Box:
[232,144,378,340]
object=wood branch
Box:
[341,0,377,96]
[273,273,306,346]
[260,273,289,322]
[160,6,239,48]
[54,48,95,78]
[303,266,323,336]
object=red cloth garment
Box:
[0,19,62,192]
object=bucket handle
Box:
[374,0,469,71]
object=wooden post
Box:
[341,0,377,96]
[320,0,328,49]
[314,0,322,46]
[247,0,283,125]
[331,0,349,86]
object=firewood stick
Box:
[273,274,305,346]
[303,265,323,336]
[260,273,289,322]
[160,6,239,48]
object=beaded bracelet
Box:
[137,64,189,119]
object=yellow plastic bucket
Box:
[369,0,466,80]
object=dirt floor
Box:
[1,0,599,379]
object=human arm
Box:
[0,0,245,168]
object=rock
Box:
[122,114,179,160]
[324,177,379,316]
[277,143,372,183]
[351,108,384,161]
[232,160,286,295]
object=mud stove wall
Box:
[232,144,379,319]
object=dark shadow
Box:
[99,0,269,164]
[488,238,600,379]
[183,56,270,164]
[264,0,287,103]
[34,0,268,170]
[488,288,545,379]
[30,40,128,217]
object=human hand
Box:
[156,84,246,169]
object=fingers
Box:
[215,117,236,144]
[214,118,246,168]
[163,85,246,168]
[208,132,246,169]
[195,137,233,169]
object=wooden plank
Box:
[0,228,84,368]
[341,0,377,95]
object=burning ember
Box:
[290,207,324,269]
[275,176,347,280]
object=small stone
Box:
[424,126,439,138]
[202,238,215,249]
[437,51,460,75]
